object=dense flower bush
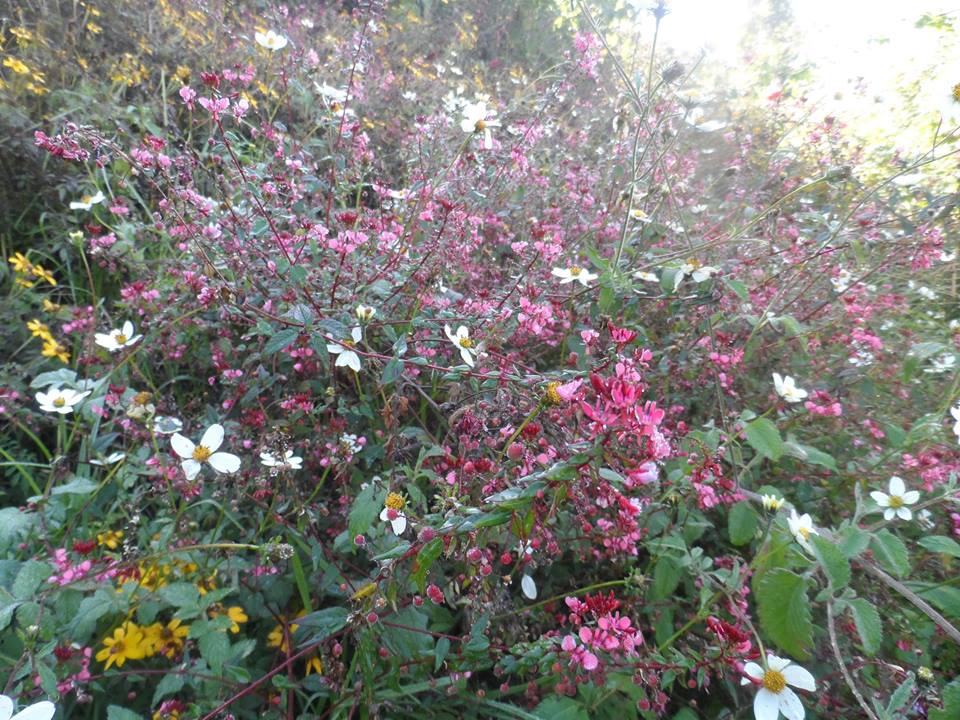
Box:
[2,1,960,718]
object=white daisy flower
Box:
[380,492,407,534]
[634,270,659,282]
[356,304,376,322]
[170,424,241,481]
[340,433,362,455]
[951,405,960,440]
[787,510,818,552]
[260,450,303,470]
[36,387,90,414]
[830,269,852,293]
[762,494,784,511]
[69,191,105,211]
[870,476,920,521]
[327,326,363,372]
[0,695,56,720]
[94,321,142,352]
[772,373,808,403]
[90,451,126,466]
[444,324,477,367]
[551,265,598,287]
[459,101,501,149]
[255,30,288,51]
[740,654,815,720]
[674,261,718,289]
[150,416,183,435]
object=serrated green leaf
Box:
[847,598,882,655]
[435,636,450,672]
[756,569,813,659]
[152,672,186,706]
[12,561,52,600]
[263,328,300,355]
[918,535,960,558]
[885,672,915,717]
[297,606,349,645]
[870,530,910,577]
[380,357,403,386]
[837,526,871,559]
[412,537,443,593]
[728,501,759,546]
[810,535,851,589]
[745,418,783,461]
[930,678,960,720]
[107,707,144,720]
[649,558,682,601]
[158,582,200,609]
[348,484,386,540]
[198,630,230,673]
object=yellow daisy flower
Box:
[96,622,147,669]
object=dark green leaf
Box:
[756,569,813,659]
[745,418,783,461]
[847,598,882,655]
[728,501,759,546]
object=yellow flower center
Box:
[762,669,787,693]
[544,382,563,406]
[953,83,960,103]
[459,337,473,349]
[115,333,128,344]
[193,445,212,462]
[133,391,152,406]
[53,397,66,407]
[475,119,486,132]
[385,492,405,511]
[570,266,582,276]
[888,495,903,508]
[798,527,810,541]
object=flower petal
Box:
[888,476,906,496]
[181,459,202,481]
[200,424,225,452]
[344,351,361,373]
[754,688,780,720]
[122,321,134,337]
[460,348,475,367]
[783,664,816,692]
[897,506,913,521]
[902,490,920,504]
[744,662,764,680]
[777,687,805,720]
[767,655,791,672]
[870,492,890,507]
[379,507,390,522]
[170,433,195,459]
[391,515,407,535]
[444,324,458,343]
[11,701,56,720]
[351,326,362,343]
[884,508,895,521]
[0,696,13,720]
[209,452,241,474]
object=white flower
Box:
[327,326,363,372]
[316,83,348,105]
[340,433,362,455]
[917,285,937,300]
[787,510,818,552]
[170,424,241,481]
[380,492,407,534]
[870,476,920,521]
[150,416,183,435]
[674,262,718,289]
[772,373,808,403]
[925,354,956,374]
[444,324,477,367]
[551,265,598,287]
[634,270,658,282]
[939,78,960,126]
[521,574,537,600]
[300,18,314,29]
[460,101,501,149]
[255,30,288,51]
[260,450,303,470]
[36,387,90,414]
[762,494,784,511]
[356,304,376,322]
[94,320,142,352]
[830,269,852,293]
[90,451,126,466]
[740,653,815,720]
[69,191,105,211]
[951,405,960,440]
[0,695,56,720]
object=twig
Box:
[827,599,880,720]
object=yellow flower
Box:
[305,654,323,675]
[15,277,36,288]
[32,265,57,286]
[2,57,29,75]
[8,252,32,274]
[267,614,303,654]
[174,65,191,82]
[138,563,172,591]
[96,622,147,669]
[144,618,189,659]
[97,530,124,549]
[196,570,217,595]
[41,339,70,364]
[42,299,61,313]
[209,603,247,633]
[86,21,103,34]
[26,319,52,340]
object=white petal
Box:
[902,491,920,504]
[444,324,458,343]
[888,476,906,496]
[744,662,765,680]
[0,696,13,720]
[870,492,890,507]
[754,688,780,720]
[181,459,202,480]
[209,452,241,474]
[11,702,56,720]
[127,334,142,346]
[767,655,791,672]
[897,506,913,520]
[260,452,278,466]
[777,687,805,720]
[783,664,816,691]
[95,334,117,349]
[521,574,537,600]
[884,508,895,521]
[170,433,195,459]
[391,515,407,534]
[122,321,134,337]
[343,351,361,372]
[551,268,569,279]
[460,348,475,367]
[379,507,390,522]
[483,128,493,149]
[351,326,363,343]
[200,424,225,452]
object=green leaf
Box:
[434,637,450,672]
[152,672,186,706]
[533,696,589,720]
[380,607,431,660]
[728,501,759,546]
[724,278,749,301]
[107,707,144,720]
[158,582,200,609]
[930,678,960,720]
[198,630,230,673]
[810,535,851,589]
[870,530,910,577]
[12,561,52,600]
[348,484,386,540]
[756,569,813,659]
[648,557,682,601]
[380,357,403,386]
[297,606,349,644]
[0,508,34,551]
[783,441,837,471]
[837,526,871,559]
[744,418,783,461]
[885,672,915,717]
[412,537,443,594]
[918,535,960,558]
[847,598,882,655]
[263,328,300,355]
